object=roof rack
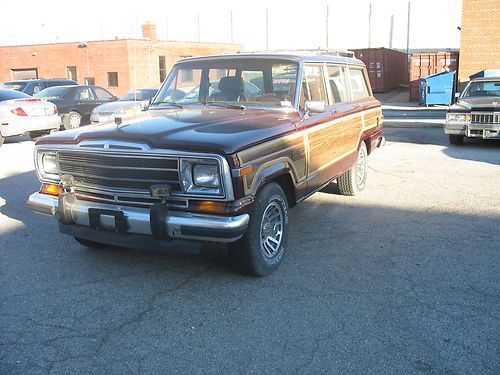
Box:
[241,48,355,58]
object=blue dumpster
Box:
[419,71,455,105]
[469,69,500,80]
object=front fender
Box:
[249,160,294,196]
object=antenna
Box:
[368,3,372,48]
[389,15,394,48]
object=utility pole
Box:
[266,8,269,51]
[230,10,234,44]
[389,15,394,49]
[368,3,372,48]
[326,5,329,49]
[197,13,200,42]
[407,1,411,82]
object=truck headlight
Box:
[36,151,60,182]
[447,113,471,122]
[193,164,220,188]
[180,159,222,196]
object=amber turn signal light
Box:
[41,183,63,196]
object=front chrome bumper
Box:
[445,122,500,138]
[27,192,249,243]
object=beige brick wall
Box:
[459,0,500,83]
[0,40,242,96]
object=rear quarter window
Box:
[348,67,371,101]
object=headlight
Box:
[36,151,60,181]
[447,113,471,122]
[193,164,220,187]
[180,159,222,196]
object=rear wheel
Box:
[229,182,289,276]
[74,237,108,249]
[338,142,368,196]
[449,134,464,145]
[63,111,82,130]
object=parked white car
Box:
[90,88,157,124]
[0,89,61,147]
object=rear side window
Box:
[348,67,370,100]
[327,65,349,103]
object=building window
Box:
[11,68,38,80]
[67,66,77,81]
[84,77,95,85]
[107,72,119,87]
[159,56,166,83]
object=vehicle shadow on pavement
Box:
[443,140,500,165]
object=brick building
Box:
[458,0,500,83]
[0,22,242,96]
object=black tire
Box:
[28,130,49,139]
[229,182,289,276]
[449,134,464,145]
[63,111,82,130]
[74,237,108,249]
[0,134,4,147]
[337,142,368,196]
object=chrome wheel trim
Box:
[355,147,366,188]
[69,114,81,128]
[259,201,284,259]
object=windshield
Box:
[0,81,29,91]
[34,86,69,99]
[462,80,500,98]
[120,89,157,101]
[152,58,299,109]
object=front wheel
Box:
[229,182,289,276]
[337,142,368,196]
[63,111,82,130]
[449,134,464,145]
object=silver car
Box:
[90,88,157,124]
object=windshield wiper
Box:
[149,101,184,109]
[203,101,246,110]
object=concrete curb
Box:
[383,119,444,129]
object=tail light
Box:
[10,107,28,116]
[53,106,58,114]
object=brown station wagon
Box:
[28,51,385,276]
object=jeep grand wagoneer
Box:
[28,51,384,276]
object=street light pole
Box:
[407,1,411,83]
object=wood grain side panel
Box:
[309,115,362,173]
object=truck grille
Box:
[471,113,500,124]
[57,150,182,195]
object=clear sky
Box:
[0,0,462,50]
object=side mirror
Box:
[454,92,460,98]
[112,96,118,101]
[144,98,153,110]
[304,100,326,114]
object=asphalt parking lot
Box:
[1,129,499,375]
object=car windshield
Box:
[34,86,69,99]
[120,89,157,101]
[151,58,299,109]
[0,81,29,91]
[462,80,500,98]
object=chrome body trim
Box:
[27,192,249,243]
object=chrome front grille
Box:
[471,113,500,124]
[57,150,182,205]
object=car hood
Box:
[37,108,302,154]
[450,97,500,111]
[94,101,146,113]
